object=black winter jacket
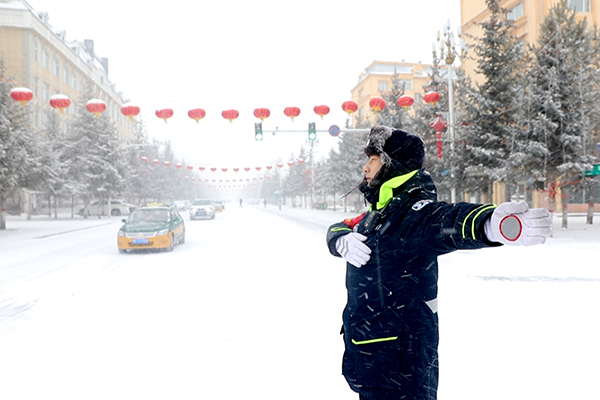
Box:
[326,168,499,399]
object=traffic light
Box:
[255,122,263,141]
[308,122,316,141]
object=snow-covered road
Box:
[1,205,599,400]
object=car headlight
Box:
[118,230,126,237]
[156,229,169,236]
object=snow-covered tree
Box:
[462,0,526,201]
[525,0,599,227]
[0,59,42,228]
[62,80,125,217]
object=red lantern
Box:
[253,108,270,121]
[222,109,239,123]
[233,168,240,172]
[188,108,206,123]
[140,156,148,162]
[164,161,171,167]
[199,167,205,171]
[187,165,194,170]
[424,91,441,106]
[277,163,284,168]
[266,165,273,170]
[369,97,386,113]
[341,100,358,115]
[298,159,305,165]
[397,95,414,110]
[222,168,228,172]
[244,167,250,172]
[121,103,140,121]
[49,94,71,113]
[313,105,330,119]
[256,167,261,171]
[429,115,448,159]
[210,167,217,172]
[288,162,294,167]
[152,159,160,165]
[156,108,174,123]
[284,107,301,121]
[176,163,183,169]
[86,99,107,118]
[10,87,33,106]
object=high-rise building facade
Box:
[460,0,599,82]
[0,0,134,140]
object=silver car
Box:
[189,199,215,220]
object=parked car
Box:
[189,199,215,220]
[213,200,225,212]
[79,199,137,217]
[117,206,185,253]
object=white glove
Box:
[484,202,552,246]
[336,232,372,268]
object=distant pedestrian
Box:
[264,198,267,208]
[278,198,282,211]
[239,198,243,208]
[326,125,553,400]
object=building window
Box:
[42,83,49,102]
[568,0,590,12]
[378,81,388,91]
[72,71,77,90]
[63,64,69,83]
[414,69,422,76]
[505,2,524,21]
[53,56,60,76]
[42,47,49,69]
[399,79,413,91]
[359,88,364,97]
[33,39,39,62]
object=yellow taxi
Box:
[117,206,185,253]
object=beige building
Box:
[0,0,134,140]
[460,0,600,83]
[349,60,444,125]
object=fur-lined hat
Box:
[364,126,425,187]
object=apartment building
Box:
[349,60,450,125]
[460,0,599,82]
[0,0,134,140]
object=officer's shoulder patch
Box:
[411,199,433,211]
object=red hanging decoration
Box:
[121,103,140,121]
[176,163,183,169]
[199,167,205,171]
[253,108,271,121]
[10,87,33,106]
[429,115,448,159]
[86,99,107,118]
[187,165,194,170]
[341,100,358,115]
[140,156,148,162]
[156,108,174,123]
[313,105,330,119]
[233,168,240,172]
[49,94,71,113]
[244,167,250,172]
[222,168,228,172]
[397,95,414,110]
[152,159,160,165]
[369,97,386,113]
[188,108,206,123]
[222,109,239,123]
[164,161,171,167]
[284,107,301,121]
[424,91,441,106]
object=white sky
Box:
[26,0,461,169]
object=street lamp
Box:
[432,19,467,203]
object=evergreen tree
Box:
[462,0,526,201]
[62,80,125,217]
[526,0,599,227]
[0,59,40,228]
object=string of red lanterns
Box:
[8,87,442,122]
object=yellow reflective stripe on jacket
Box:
[376,170,419,210]
[461,204,497,240]
[351,336,399,345]
[331,227,352,232]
